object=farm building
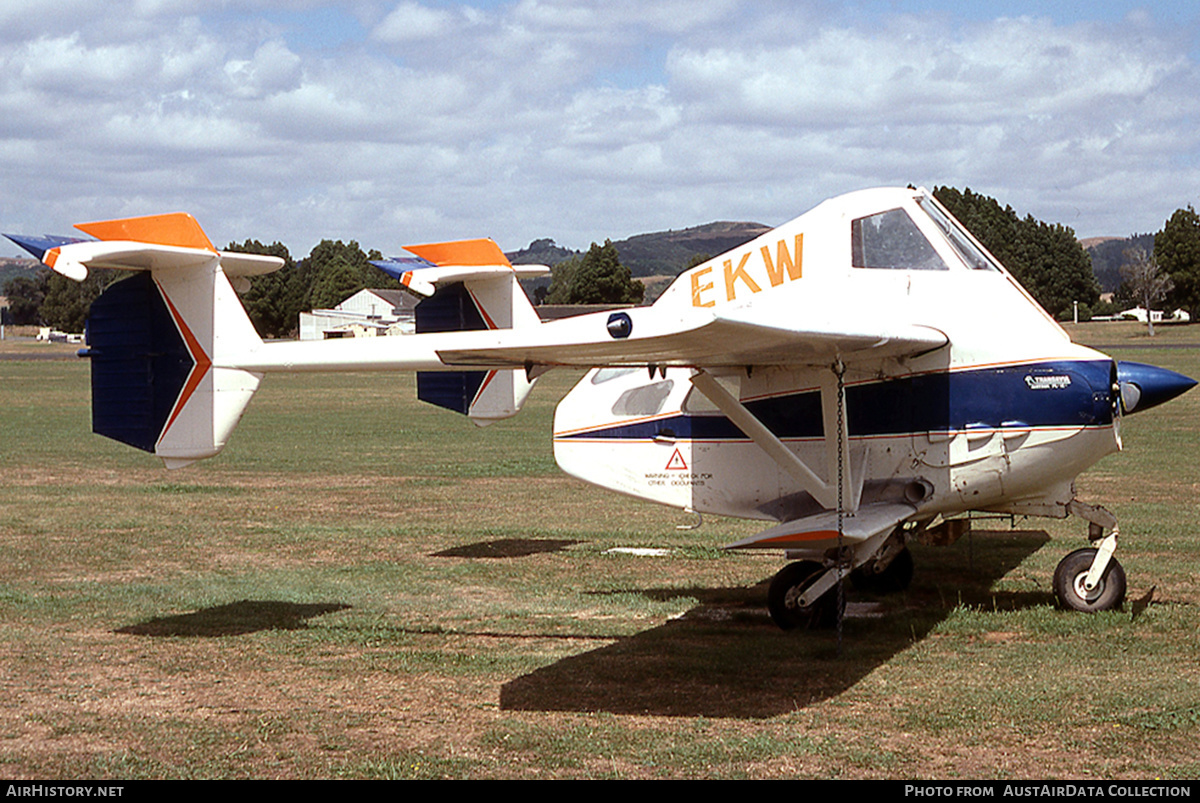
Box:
[299,288,418,341]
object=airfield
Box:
[1,321,1197,779]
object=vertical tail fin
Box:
[8,214,280,468]
[374,238,548,426]
[89,262,265,467]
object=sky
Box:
[2,1,1200,259]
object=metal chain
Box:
[835,359,846,653]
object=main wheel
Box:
[1052,548,1126,612]
[850,548,914,594]
[768,560,844,630]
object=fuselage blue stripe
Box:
[559,360,1115,441]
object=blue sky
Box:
[3,1,1199,257]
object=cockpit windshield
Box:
[916,194,1001,271]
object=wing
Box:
[438,293,948,369]
[724,502,916,551]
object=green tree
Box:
[1154,205,1200,321]
[2,271,49,325]
[39,269,117,333]
[564,240,644,304]
[227,238,395,337]
[544,256,579,304]
[300,239,390,311]
[225,239,297,338]
[308,256,362,310]
[933,187,1099,318]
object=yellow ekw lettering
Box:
[689,232,804,307]
[723,252,760,301]
[690,266,715,308]
[761,233,803,287]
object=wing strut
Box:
[688,367,865,512]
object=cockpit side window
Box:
[851,208,949,271]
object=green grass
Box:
[1,337,1199,778]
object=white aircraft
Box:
[9,187,1195,629]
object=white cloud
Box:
[224,39,302,99]
[373,2,458,43]
[1,1,1199,256]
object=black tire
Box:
[850,548,914,594]
[768,560,844,630]
[1052,548,1126,612]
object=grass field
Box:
[1,321,1198,779]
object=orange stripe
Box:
[753,530,841,545]
[466,288,498,330]
[75,213,214,251]
[156,280,212,441]
[472,370,498,407]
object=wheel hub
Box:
[1072,571,1104,603]
[783,585,806,611]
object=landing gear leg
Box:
[850,538,914,594]
[767,561,844,630]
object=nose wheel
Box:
[1052,547,1126,612]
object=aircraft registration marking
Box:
[691,233,803,307]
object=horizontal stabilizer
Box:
[371,237,547,298]
[725,502,915,550]
[405,238,510,267]
[371,255,438,295]
[6,213,283,282]
[5,233,88,262]
[372,256,549,299]
[75,212,215,250]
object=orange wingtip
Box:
[75,213,215,251]
[404,238,511,268]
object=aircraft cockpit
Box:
[851,191,1003,274]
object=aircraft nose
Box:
[1116,361,1197,415]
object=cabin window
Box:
[591,367,639,384]
[851,208,949,271]
[612,380,674,416]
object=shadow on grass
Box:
[115,600,351,637]
[433,538,581,559]
[501,529,1051,718]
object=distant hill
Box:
[1084,234,1155,293]
[507,221,771,278]
[505,238,577,268]
[610,221,773,277]
[0,258,42,289]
